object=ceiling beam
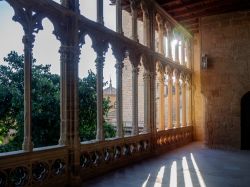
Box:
[160,0,180,7]
[162,0,203,10]
[175,3,249,22]
[180,18,199,25]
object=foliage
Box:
[79,71,114,141]
[0,51,115,152]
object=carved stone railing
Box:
[0,146,68,187]
[156,126,193,153]
[0,127,193,186]
[80,133,151,180]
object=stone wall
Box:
[194,11,250,149]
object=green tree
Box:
[0,51,115,152]
[79,71,115,141]
[0,51,61,151]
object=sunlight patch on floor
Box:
[182,156,193,187]
[169,161,177,187]
[191,153,206,187]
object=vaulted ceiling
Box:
[155,0,250,33]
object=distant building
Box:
[103,79,117,126]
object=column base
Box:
[22,138,33,152]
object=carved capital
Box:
[59,45,80,64]
[132,66,140,75]
[12,7,44,35]
[164,21,172,33]
[141,0,149,18]
[157,62,165,75]
[174,69,180,80]
[115,61,124,70]
[112,43,126,63]
[180,72,186,82]
[22,34,35,50]
[92,37,109,57]
[166,65,173,76]
[129,50,141,68]
[186,74,191,86]
[130,0,141,11]
[143,71,151,81]
[156,13,164,31]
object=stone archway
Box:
[241,91,250,150]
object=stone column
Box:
[181,73,187,127]
[22,34,34,152]
[97,0,104,25]
[181,36,186,66]
[96,54,105,140]
[130,0,139,41]
[157,64,165,130]
[156,13,164,55]
[60,0,80,13]
[116,0,123,34]
[113,46,126,138]
[115,61,124,138]
[132,65,139,135]
[92,40,108,141]
[174,69,180,128]
[167,25,173,60]
[58,45,68,145]
[143,70,151,133]
[175,39,180,63]
[186,39,191,69]
[141,1,150,47]
[166,66,173,129]
[187,75,192,125]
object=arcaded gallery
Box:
[0,0,250,186]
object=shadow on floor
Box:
[82,142,250,187]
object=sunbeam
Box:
[154,166,165,187]
[182,157,193,187]
[190,153,206,187]
[142,174,151,187]
[169,161,177,187]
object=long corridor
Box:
[82,142,250,187]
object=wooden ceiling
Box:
[155,0,250,33]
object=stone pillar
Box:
[181,73,186,127]
[187,75,192,125]
[166,66,173,129]
[143,70,151,133]
[115,61,124,138]
[93,40,108,141]
[55,15,81,187]
[130,0,139,41]
[174,69,180,128]
[58,46,68,146]
[113,46,126,138]
[116,0,123,34]
[96,55,105,140]
[132,65,139,135]
[22,34,34,152]
[175,39,180,63]
[157,63,165,130]
[181,37,186,66]
[165,22,172,60]
[97,0,104,25]
[60,0,80,13]
[156,13,164,55]
[141,1,150,47]
[186,39,191,69]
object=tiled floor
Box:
[82,142,250,187]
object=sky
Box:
[0,0,117,87]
